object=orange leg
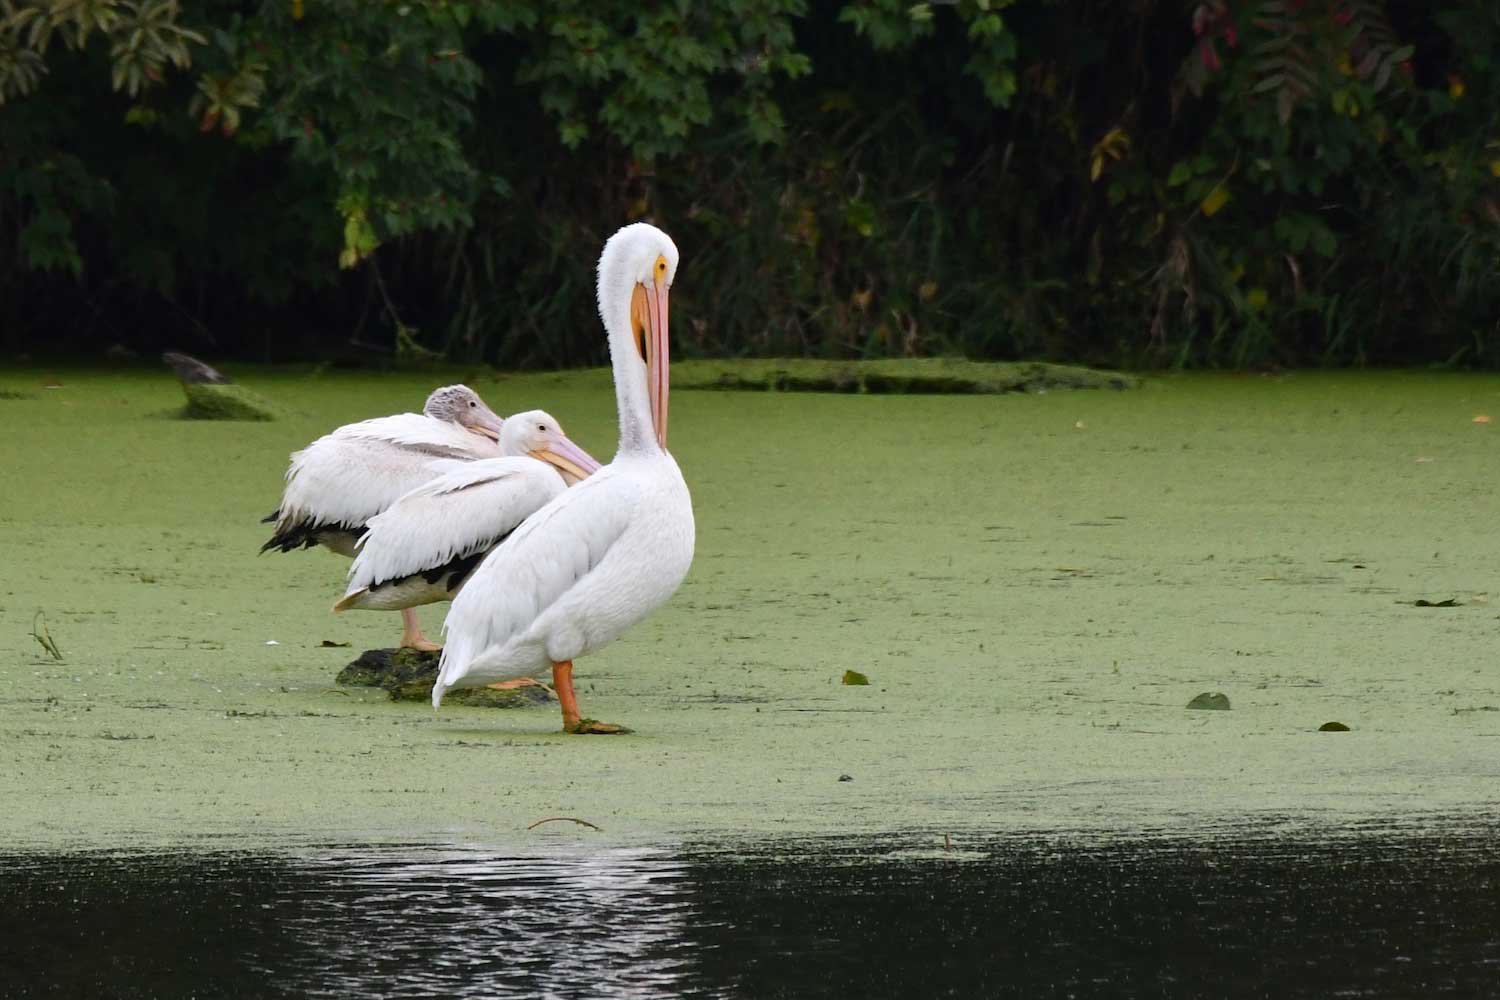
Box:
[553,660,582,728]
[552,660,629,735]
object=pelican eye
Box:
[654,256,668,281]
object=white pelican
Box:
[262,384,506,650]
[333,409,601,617]
[433,223,694,733]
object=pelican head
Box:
[424,384,505,442]
[597,223,679,451]
[500,408,602,486]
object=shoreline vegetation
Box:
[4,5,1497,371]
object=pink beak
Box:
[646,278,670,449]
[533,434,603,486]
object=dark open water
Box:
[2,830,1498,998]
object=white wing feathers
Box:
[437,466,637,688]
[275,414,502,532]
[333,413,504,455]
[344,457,565,594]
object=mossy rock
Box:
[336,647,443,688]
[389,680,552,708]
[337,647,552,709]
[178,382,280,421]
[670,358,1139,395]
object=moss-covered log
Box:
[670,359,1139,394]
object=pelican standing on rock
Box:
[434,223,694,733]
[334,410,601,618]
[262,384,506,650]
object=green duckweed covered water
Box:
[1,366,1497,851]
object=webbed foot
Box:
[563,719,632,735]
[487,677,550,692]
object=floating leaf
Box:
[842,669,870,686]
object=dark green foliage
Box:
[2,1,1498,368]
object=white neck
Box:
[598,250,657,457]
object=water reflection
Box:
[271,848,696,998]
[3,831,1499,998]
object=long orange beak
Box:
[646,277,670,449]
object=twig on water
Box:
[526,816,602,832]
[32,612,62,661]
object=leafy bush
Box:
[1,0,1497,368]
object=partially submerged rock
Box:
[162,351,279,420]
[671,358,1139,394]
[336,647,553,709]
[336,647,442,688]
[1186,692,1232,711]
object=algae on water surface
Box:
[1,366,1498,851]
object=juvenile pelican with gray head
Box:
[335,410,601,616]
[434,223,694,733]
[262,384,507,650]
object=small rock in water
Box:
[392,681,552,708]
[1318,721,1351,732]
[336,648,551,708]
[842,669,870,686]
[1186,692,1231,711]
[336,647,443,689]
[180,382,280,421]
[837,774,854,782]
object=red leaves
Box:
[1190,3,1236,79]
